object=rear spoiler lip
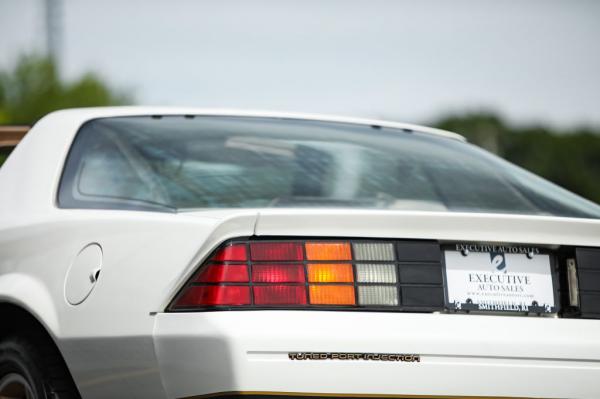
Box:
[0,125,30,148]
[252,208,600,248]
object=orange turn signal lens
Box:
[305,242,352,260]
[308,263,354,283]
[309,285,355,305]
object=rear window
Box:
[58,116,600,219]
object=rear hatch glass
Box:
[59,116,600,219]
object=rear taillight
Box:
[168,239,443,311]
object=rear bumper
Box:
[153,311,600,399]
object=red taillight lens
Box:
[175,286,251,306]
[211,243,247,261]
[252,264,305,283]
[250,242,303,261]
[253,285,307,305]
[170,240,412,311]
[195,264,248,283]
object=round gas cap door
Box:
[65,243,103,305]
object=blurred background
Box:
[1,0,599,203]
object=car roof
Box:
[46,106,467,142]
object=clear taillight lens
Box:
[169,240,423,311]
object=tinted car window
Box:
[58,116,600,219]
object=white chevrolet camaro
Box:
[1,107,600,399]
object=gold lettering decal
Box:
[288,352,420,362]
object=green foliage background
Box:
[0,55,130,125]
[1,55,599,205]
[435,114,600,204]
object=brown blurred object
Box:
[0,126,29,148]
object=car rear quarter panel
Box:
[0,209,257,399]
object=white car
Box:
[1,107,600,399]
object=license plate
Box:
[444,248,555,313]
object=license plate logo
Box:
[444,247,555,313]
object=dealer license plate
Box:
[444,247,555,313]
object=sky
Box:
[1,0,600,128]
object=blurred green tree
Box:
[0,152,7,166]
[0,55,131,125]
[435,113,600,204]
